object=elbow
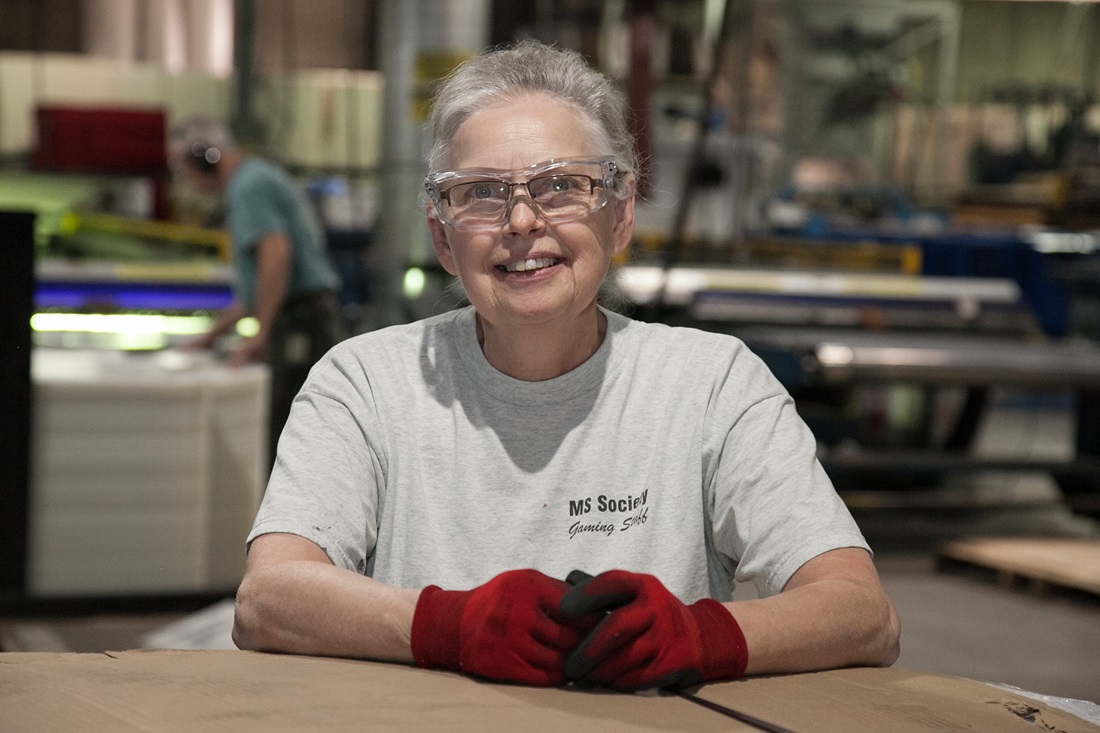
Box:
[231,610,256,652]
[231,574,265,651]
[872,595,902,667]
[844,582,901,668]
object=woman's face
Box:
[428,93,634,333]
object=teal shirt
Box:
[225,158,340,311]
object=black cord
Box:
[670,689,798,733]
[565,571,797,732]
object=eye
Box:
[449,180,507,207]
[531,175,587,198]
[545,173,580,191]
[470,182,499,200]
[548,176,577,193]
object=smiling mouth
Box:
[499,257,562,273]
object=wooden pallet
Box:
[937,537,1100,599]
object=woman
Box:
[233,40,900,691]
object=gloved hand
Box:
[558,569,749,691]
[410,568,595,686]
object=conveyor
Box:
[33,259,234,350]
[742,328,1100,389]
[615,264,1094,382]
[35,259,233,312]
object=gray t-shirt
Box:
[248,306,869,602]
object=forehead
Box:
[448,93,599,171]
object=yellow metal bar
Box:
[61,212,230,262]
[625,234,923,275]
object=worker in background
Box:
[169,117,345,473]
[232,41,900,691]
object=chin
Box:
[511,299,600,326]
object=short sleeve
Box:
[246,349,384,575]
[705,349,870,597]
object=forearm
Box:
[731,575,900,675]
[252,234,291,346]
[233,559,419,663]
[208,301,246,339]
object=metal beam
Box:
[373,0,422,327]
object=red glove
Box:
[410,568,595,686]
[558,569,749,691]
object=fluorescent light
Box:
[31,312,213,336]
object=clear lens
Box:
[426,158,617,230]
[446,181,510,222]
[528,174,596,212]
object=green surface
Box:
[0,171,102,245]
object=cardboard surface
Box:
[939,538,1100,597]
[1,650,1097,733]
[696,666,1099,733]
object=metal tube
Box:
[372,0,422,328]
[231,0,259,145]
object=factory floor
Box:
[875,546,1100,705]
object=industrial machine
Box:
[615,232,1100,524]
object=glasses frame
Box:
[424,156,619,231]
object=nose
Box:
[503,192,546,235]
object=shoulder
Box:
[228,158,289,194]
[322,307,470,372]
[606,308,753,365]
[297,308,471,410]
[606,309,786,405]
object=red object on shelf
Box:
[32,106,168,173]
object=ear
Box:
[428,211,459,276]
[609,192,635,259]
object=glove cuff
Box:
[410,585,468,671]
[690,598,749,682]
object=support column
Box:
[0,211,36,599]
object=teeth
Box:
[504,257,556,272]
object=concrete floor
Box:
[866,397,1100,704]
[878,551,1100,704]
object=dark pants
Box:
[266,290,345,474]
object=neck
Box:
[477,304,605,381]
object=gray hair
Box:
[426,40,637,196]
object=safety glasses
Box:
[425,157,618,231]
